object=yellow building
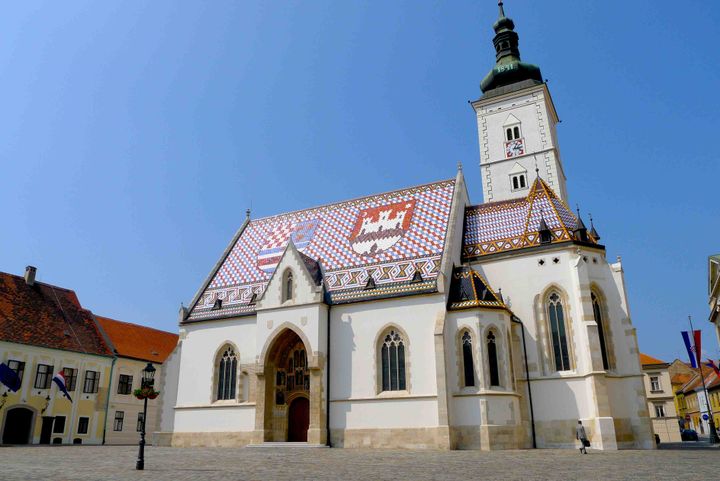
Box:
[95,316,177,445]
[0,267,114,444]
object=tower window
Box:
[506,125,522,141]
[511,174,527,192]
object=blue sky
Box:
[1,1,718,362]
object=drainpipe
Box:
[102,355,117,445]
[511,315,536,448]
[325,303,331,447]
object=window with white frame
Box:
[654,403,666,418]
[650,376,661,392]
[510,173,527,191]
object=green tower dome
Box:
[480,2,543,94]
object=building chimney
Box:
[24,266,37,286]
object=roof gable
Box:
[462,177,598,259]
[447,265,506,311]
[256,241,324,309]
[187,179,456,322]
[0,272,113,357]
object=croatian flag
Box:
[52,372,73,402]
[705,359,720,378]
[681,330,701,369]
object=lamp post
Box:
[136,362,156,471]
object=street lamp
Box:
[136,362,157,471]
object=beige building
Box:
[0,268,115,445]
[95,316,177,445]
[640,353,681,442]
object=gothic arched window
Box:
[548,292,571,371]
[513,126,520,139]
[284,270,293,302]
[592,292,610,370]
[487,332,500,387]
[462,331,475,387]
[380,329,406,392]
[506,128,513,141]
[216,346,237,401]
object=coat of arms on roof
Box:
[257,219,319,273]
[349,200,415,256]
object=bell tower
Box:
[471,2,568,203]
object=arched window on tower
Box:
[547,292,571,371]
[380,329,406,392]
[513,126,520,139]
[506,128,513,141]
[216,346,237,401]
[487,331,500,387]
[592,292,611,370]
[461,331,475,387]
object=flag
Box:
[705,359,720,378]
[682,330,701,368]
[52,371,73,402]
[0,363,21,392]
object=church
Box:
[155,4,654,450]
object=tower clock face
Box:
[505,139,525,158]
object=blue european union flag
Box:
[0,362,21,392]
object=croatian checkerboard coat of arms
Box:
[257,219,319,273]
[349,200,415,256]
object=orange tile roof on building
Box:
[0,271,113,357]
[640,353,666,366]
[672,373,693,386]
[95,315,178,363]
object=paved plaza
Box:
[1,445,717,481]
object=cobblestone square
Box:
[1,445,715,481]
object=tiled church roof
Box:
[462,177,598,260]
[186,179,456,322]
[0,272,113,357]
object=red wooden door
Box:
[288,397,309,442]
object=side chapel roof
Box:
[186,179,456,322]
[462,177,599,260]
[447,265,506,311]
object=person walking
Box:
[576,420,589,454]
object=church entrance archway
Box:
[2,407,34,444]
[288,396,309,442]
[263,329,314,442]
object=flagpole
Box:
[688,315,720,444]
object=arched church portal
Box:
[261,328,315,442]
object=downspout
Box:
[102,354,117,445]
[511,315,536,449]
[325,303,331,447]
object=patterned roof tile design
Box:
[187,179,456,321]
[463,177,596,259]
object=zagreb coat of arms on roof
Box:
[349,200,415,256]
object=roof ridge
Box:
[94,314,177,336]
[0,272,77,294]
[250,178,455,223]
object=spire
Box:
[589,213,601,241]
[573,206,589,242]
[480,2,544,94]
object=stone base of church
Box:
[533,417,654,450]
[450,424,527,450]
[330,427,451,449]
[157,431,256,447]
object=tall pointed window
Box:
[284,270,294,302]
[487,332,500,386]
[548,292,571,371]
[592,292,610,370]
[462,331,475,387]
[381,330,406,391]
[216,346,237,401]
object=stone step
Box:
[246,442,329,448]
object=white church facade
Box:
[155,4,654,450]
